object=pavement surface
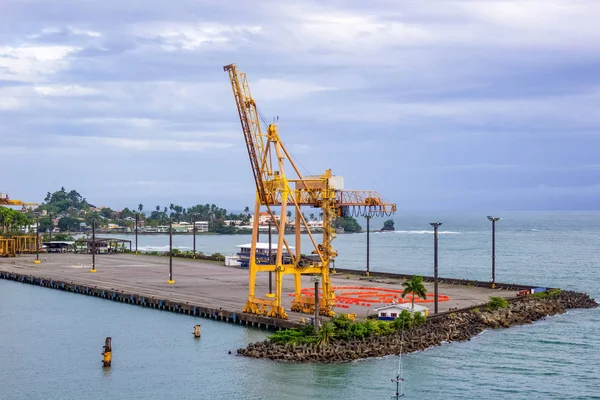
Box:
[0,253,516,322]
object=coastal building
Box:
[172,223,191,233]
[194,221,209,233]
[251,212,280,226]
[375,303,429,320]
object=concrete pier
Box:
[0,253,527,329]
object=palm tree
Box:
[286,210,292,221]
[244,206,250,215]
[309,213,315,221]
[401,275,427,313]
[155,205,160,212]
[138,204,143,213]
[316,322,335,347]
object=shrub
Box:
[210,252,225,261]
[331,315,352,331]
[349,322,369,339]
[532,289,562,300]
[377,320,393,335]
[268,325,317,344]
[472,308,480,314]
[487,296,509,311]
[391,310,412,330]
[412,312,427,327]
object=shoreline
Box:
[237,291,598,363]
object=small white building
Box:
[375,303,429,320]
[194,221,209,233]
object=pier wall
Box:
[0,270,302,331]
[335,268,555,292]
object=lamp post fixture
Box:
[135,213,139,254]
[168,218,175,284]
[48,213,52,241]
[34,215,40,264]
[268,219,272,295]
[90,219,97,272]
[313,276,320,331]
[430,222,442,314]
[487,216,501,288]
[366,215,372,276]
[192,214,197,259]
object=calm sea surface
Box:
[1,211,599,399]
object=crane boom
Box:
[224,63,396,319]
[0,193,38,207]
[223,64,271,204]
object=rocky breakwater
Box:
[237,290,597,363]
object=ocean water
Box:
[1,211,599,399]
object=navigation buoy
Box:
[102,337,112,367]
[193,325,201,338]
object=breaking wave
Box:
[393,230,461,235]
[137,245,192,252]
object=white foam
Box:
[393,230,461,235]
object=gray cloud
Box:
[1,0,599,210]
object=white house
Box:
[194,221,209,233]
[375,303,429,320]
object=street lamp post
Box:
[90,219,97,272]
[168,219,175,284]
[192,215,197,259]
[430,222,442,314]
[48,213,52,241]
[135,213,139,254]
[268,219,272,294]
[366,215,372,276]
[313,276,320,331]
[487,216,501,288]
[34,216,40,264]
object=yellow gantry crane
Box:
[224,64,396,319]
[0,192,38,208]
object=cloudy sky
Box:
[1,0,599,212]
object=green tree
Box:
[100,207,114,219]
[37,217,53,233]
[58,216,81,232]
[120,207,134,219]
[84,212,101,227]
[382,219,395,231]
[138,204,144,213]
[402,275,427,313]
[333,216,362,233]
[316,322,335,347]
[0,207,31,233]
